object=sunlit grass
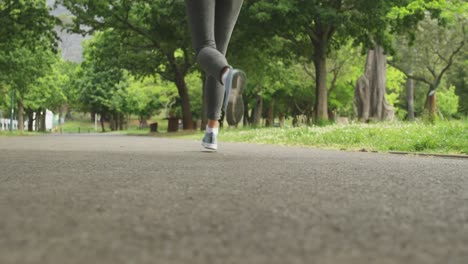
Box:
[173,121,468,155]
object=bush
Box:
[437,86,459,118]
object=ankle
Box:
[207,119,218,128]
[206,125,219,135]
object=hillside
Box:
[47,0,84,62]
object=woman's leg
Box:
[186,0,225,124]
[186,0,243,128]
[185,0,229,84]
[203,0,244,122]
[214,0,243,55]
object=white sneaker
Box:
[223,68,246,126]
[202,132,218,150]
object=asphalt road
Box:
[0,135,467,264]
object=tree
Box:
[57,0,196,129]
[0,44,56,131]
[0,0,58,131]
[125,75,178,129]
[72,34,128,132]
[305,42,365,120]
[389,8,466,120]
[447,46,468,115]
[355,46,395,122]
[24,57,70,131]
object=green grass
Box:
[58,118,168,134]
[0,131,40,136]
[57,120,98,133]
[171,121,468,155]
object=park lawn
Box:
[3,119,466,155]
[57,118,166,134]
[0,121,98,135]
[171,121,468,155]
[57,120,98,133]
[0,131,39,136]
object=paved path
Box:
[0,135,467,264]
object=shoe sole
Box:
[225,70,246,126]
[202,142,218,150]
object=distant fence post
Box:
[10,89,14,132]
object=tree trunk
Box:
[313,38,329,122]
[17,99,24,132]
[406,78,415,121]
[119,114,124,130]
[169,53,193,130]
[114,113,118,131]
[35,111,41,132]
[139,117,148,129]
[109,113,115,131]
[59,105,67,124]
[27,110,34,132]
[425,89,437,122]
[175,72,193,130]
[114,112,119,131]
[278,112,284,127]
[428,92,436,115]
[265,99,275,127]
[354,46,394,122]
[59,109,64,126]
[126,114,130,130]
[251,94,263,127]
[243,99,250,127]
[114,113,119,130]
[292,116,298,127]
[65,110,72,120]
[39,109,46,132]
[100,113,106,132]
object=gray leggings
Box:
[185,0,243,120]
